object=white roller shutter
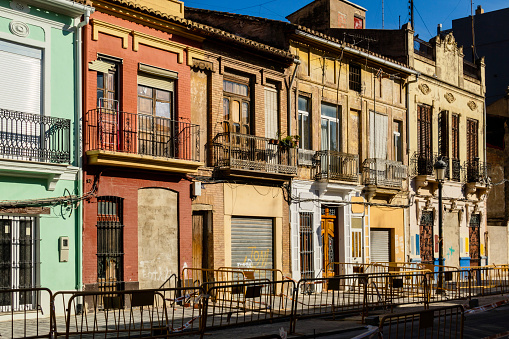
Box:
[231,217,273,270]
[370,229,391,263]
[0,40,42,115]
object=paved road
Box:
[464,304,509,339]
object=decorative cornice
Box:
[132,30,185,63]
[91,18,131,49]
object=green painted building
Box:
[0,0,91,313]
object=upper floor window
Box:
[349,64,361,93]
[452,114,460,159]
[223,79,250,134]
[438,111,449,158]
[298,96,311,150]
[96,61,119,110]
[321,102,341,151]
[264,85,279,139]
[393,120,403,162]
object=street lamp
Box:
[434,157,447,293]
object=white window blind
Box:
[264,88,278,139]
[369,111,388,159]
[0,40,42,115]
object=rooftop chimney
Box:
[476,5,484,15]
[437,23,442,36]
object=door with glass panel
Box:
[137,81,174,158]
[0,216,35,312]
[351,217,363,264]
[96,62,119,151]
[321,207,337,278]
[321,103,341,178]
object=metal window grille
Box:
[349,64,361,92]
[0,215,38,312]
[469,214,481,266]
[96,197,124,305]
[299,212,314,282]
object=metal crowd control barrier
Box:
[55,287,205,338]
[202,280,294,330]
[181,268,246,287]
[379,305,464,338]
[326,262,387,275]
[218,267,284,281]
[0,288,52,339]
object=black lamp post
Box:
[434,157,447,293]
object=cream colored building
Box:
[408,30,488,267]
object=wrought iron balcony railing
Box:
[362,158,407,188]
[411,152,463,182]
[297,148,316,167]
[313,150,359,182]
[85,108,200,162]
[212,132,297,176]
[464,159,490,185]
[0,108,70,164]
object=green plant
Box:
[279,134,300,148]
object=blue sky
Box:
[184,0,508,40]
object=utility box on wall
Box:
[59,236,69,262]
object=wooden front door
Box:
[469,214,481,267]
[321,208,337,278]
[192,212,204,271]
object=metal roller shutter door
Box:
[370,229,391,263]
[231,217,273,269]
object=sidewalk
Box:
[192,294,509,339]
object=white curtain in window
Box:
[369,111,388,159]
[0,40,42,115]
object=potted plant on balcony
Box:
[279,134,300,149]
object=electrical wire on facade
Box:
[0,171,102,211]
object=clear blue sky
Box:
[184,0,508,40]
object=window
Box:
[298,96,311,150]
[299,212,314,282]
[369,111,388,159]
[351,217,362,261]
[97,197,124,296]
[137,70,176,157]
[264,85,278,139]
[223,79,250,134]
[96,60,119,110]
[467,119,479,162]
[321,103,341,151]
[452,114,460,160]
[393,120,403,162]
[417,105,432,158]
[349,63,361,92]
[0,216,37,311]
[439,111,449,157]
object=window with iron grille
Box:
[299,212,314,281]
[97,197,124,293]
[0,216,38,311]
[349,63,361,92]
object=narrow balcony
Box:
[85,108,202,173]
[464,159,489,184]
[0,108,71,190]
[362,158,407,189]
[411,153,462,182]
[297,149,315,166]
[313,151,359,183]
[0,108,70,163]
[212,132,297,180]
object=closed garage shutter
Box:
[231,217,273,270]
[0,40,42,114]
[370,229,391,263]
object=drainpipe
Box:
[73,7,93,291]
[287,59,301,137]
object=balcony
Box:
[464,159,490,200]
[414,37,434,61]
[0,108,71,190]
[362,159,407,189]
[212,132,297,180]
[85,108,202,173]
[463,60,480,80]
[297,149,315,166]
[411,153,462,182]
[313,151,359,183]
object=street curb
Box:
[464,298,509,314]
